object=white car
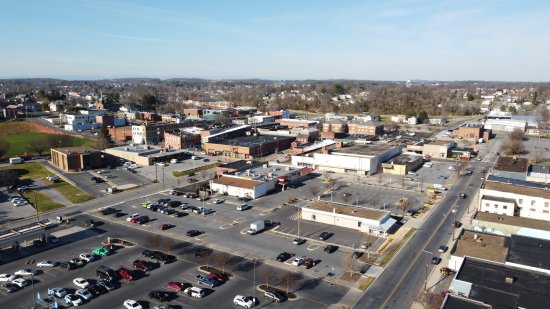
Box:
[37,260,57,267]
[184,286,205,298]
[79,253,95,262]
[75,288,93,300]
[73,278,90,289]
[234,295,255,308]
[407,171,417,175]
[292,257,305,266]
[64,294,83,306]
[124,299,143,309]
[51,287,68,298]
[11,278,29,288]
[127,213,140,222]
[14,269,38,276]
[0,274,17,282]
[237,204,250,211]
[156,162,166,167]
[212,198,224,204]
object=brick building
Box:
[164,129,202,150]
[204,135,295,159]
[347,121,384,136]
[50,146,104,172]
[453,123,491,140]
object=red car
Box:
[132,260,150,271]
[117,267,134,280]
[207,273,226,283]
[166,281,185,292]
[301,258,317,269]
[130,217,140,223]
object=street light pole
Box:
[253,259,256,306]
[421,250,433,291]
[30,272,36,309]
[452,207,458,240]
[162,166,165,190]
[33,191,39,222]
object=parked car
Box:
[438,245,448,253]
[168,200,182,208]
[319,232,332,240]
[301,258,317,269]
[431,256,441,265]
[169,190,183,196]
[123,299,143,309]
[293,238,306,245]
[212,198,224,204]
[73,278,90,288]
[37,260,57,268]
[50,287,68,298]
[195,274,217,287]
[88,284,108,296]
[79,253,95,262]
[149,290,171,302]
[75,288,94,301]
[126,213,140,222]
[0,274,17,282]
[1,282,20,293]
[46,235,59,243]
[234,295,255,308]
[292,257,305,266]
[133,260,151,271]
[264,290,286,302]
[11,278,29,288]
[117,267,134,280]
[64,294,83,307]
[84,219,96,227]
[98,280,116,291]
[184,286,205,298]
[186,230,202,237]
[160,224,175,231]
[101,207,118,215]
[14,269,38,276]
[92,247,111,256]
[276,252,292,262]
[237,203,250,211]
[59,262,76,270]
[324,245,338,254]
[70,258,87,267]
[166,281,186,292]
[207,273,226,283]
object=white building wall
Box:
[479,187,550,221]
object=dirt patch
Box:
[339,271,362,283]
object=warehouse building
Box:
[50,146,104,172]
[381,153,424,175]
[203,134,295,160]
[291,143,402,175]
[301,201,396,236]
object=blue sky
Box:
[1,0,549,81]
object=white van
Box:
[170,159,178,164]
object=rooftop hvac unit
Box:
[263,164,268,168]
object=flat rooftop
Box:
[389,153,422,165]
[108,145,162,154]
[211,176,263,189]
[483,180,550,199]
[207,134,294,147]
[442,295,491,309]
[331,143,398,156]
[481,194,516,204]
[53,146,100,154]
[486,175,550,190]
[307,201,388,221]
[475,211,550,232]
[452,230,509,263]
[244,163,300,177]
[493,156,529,173]
[426,140,454,146]
[219,160,262,170]
[455,257,550,309]
[507,234,550,270]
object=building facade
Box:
[50,146,104,172]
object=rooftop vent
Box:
[505,276,516,285]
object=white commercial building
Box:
[483,119,526,132]
[479,181,550,221]
[61,110,105,131]
[301,201,396,236]
[291,144,402,175]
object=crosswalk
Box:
[288,211,299,221]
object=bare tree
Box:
[501,138,524,155]
[0,169,19,189]
[162,237,175,253]
[400,176,406,189]
[509,129,525,141]
[323,178,333,190]
[532,148,545,163]
[281,271,299,294]
[26,139,48,156]
[455,161,467,178]
[341,252,357,273]
[145,235,163,250]
[397,197,410,217]
[0,138,10,159]
[377,173,383,185]
[260,267,278,290]
[308,185,320,199]
[214,252,232,274]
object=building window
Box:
[531,200,536,206]
[485,203,490,207]
[519,199,523,204]
[503,205,508,209]
[544,210,550,214]
[494,204,498,208]
[545,202,549,208]
[530,208,537,212]
[358,222,362,228]
[311,214,316,220]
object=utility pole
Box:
[155,163,158,182]
[30,272,36,309]
[421,250,433,291]
[162,166,165,190]
[452,207,458,240]
[33,191,39,222]
[253,259,256,307]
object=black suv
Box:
[324,245,338,254]
[319,232,332,241]
[149,290,171,302]
[142,249,162,259]
[168,201,181,208]
[276,252,292,262]
[101,207,117,215]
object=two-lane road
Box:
[354,169,483,309]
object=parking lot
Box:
[0,217,349,309]
[137,156,231,182]
[0,190,38,223]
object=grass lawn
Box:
[0,121,38,135]
[21,190,64,212]
[0,162,93,204]
[1,132,96,159]
[379,228,416,267]
[50,181,93,204]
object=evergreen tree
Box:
[97,123,113,149]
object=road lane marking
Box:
[377,173,476,309]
